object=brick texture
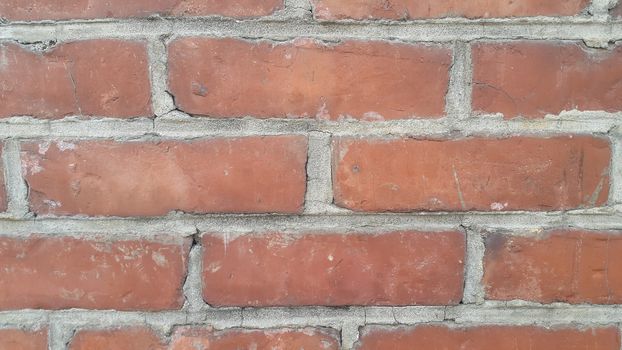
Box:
[170,327,340,349]
[21,137,307,216]
[68,327,339,349]
[0,329,47,350]
[612,4,622,17]
[70,328,164,350]
[202,231,465,306]
[0,0,283,21]
[356,325,621,349]
[1,0,621,343]
[0,40,152,119]
[333,136,610,212]
[484,230,622,304]
[472,42,622,118]
[313,0,589,20]
[0,236,189,310]
[168,38,451,120]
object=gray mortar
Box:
[2,17,622,44]
[611,133,622,204]
[445,41,473,118]
[1,0,622,348]
[147,37,176,117]
[304,131,346,214]
[0,112,621,141]
[462,228,486,304]
[591,0,620,17]
[1,212,622,238]
[1,306,622,349]
[1,140,29,218]
[182,244,206,312]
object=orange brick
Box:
[168,38,451,120]
[0,0,282,21]
[484,230,622,304]
[0,329,47,350]
[312,0,589,20]
[356,325,620,350]
[0,236,189,310]
[473,42,622,118]
[21,137,307,216]
[333,136,610,212]
[0,40,152,119]
[202,231,465,306]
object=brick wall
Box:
[1,0,622,349]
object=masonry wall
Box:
[1,1,622,349]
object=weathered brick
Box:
[168,38,451,120]
[356,325,621,350]
[611,3,622,17]
[0,40,152,119]
[21,137,307,216]
[333,136,610,212]
[312,0,589,20]
[202,231,465,306]
[484,230,622,304]
[70,328,165,350]
[0,0,282,21]
[0,144,6,212]
[69,327,339,349]
[472,42,622,118]
[0,329,47,350]
[170,327,339,349]
[0,236,189,310]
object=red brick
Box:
[170,327,339,350]
[0,236,189,310]
[333,136,610,212]
[0,329,47,350]
[356,325,621,350]
[0,40,152,119]
[70,328,165,350]
[484,230,622,304]
[168,38,451,120]
[202,231,464,306]
[0,144,6,212]
[21,137,307,216]
[0,0,282,21]
[473,42,622,118]
[313,0,589,20]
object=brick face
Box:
[168,38,451,120]
[68,327,339,349]
[0,236,189,310]
[0,0,283,21]
[0,40,152,119]
[333,136,611,212]
[170,327,340,350]
[0,329,47,350]
[484,230,622,304]
[472,42,622,118]
[1,0,621,342]
[356,325,621,349]
[21,137,307,216]
[69,328,165,350]
[312,0,589,20]
[202,231,465,306]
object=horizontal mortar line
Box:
[1,211,621,236]
[1,304,622,328]
[0,113,621,139]
[2,18,622,42]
